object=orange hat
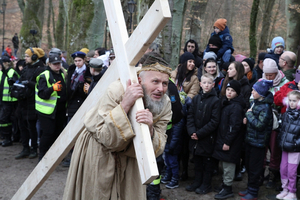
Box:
[214,18,227,31]
[25,48,45,58]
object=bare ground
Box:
[0,141,298,200]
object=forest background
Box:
[2,0,300,68]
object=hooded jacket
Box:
[212,94,246,163]
[245,91,273,148]
[187,88,221,156]
[239,76,252,111]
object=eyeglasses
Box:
[280,57,286,62]
[206,66,216,69]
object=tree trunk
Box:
[258,0,276,50]
[162,0,185,69]
[249,0,260,58]
[17,0,25,14]
[183,0,208,53]
[55,0,65,50]
[86,0,106,49]
[136,0,152,24]
[66,0,94,55]
[47,0,53,49]
[285,0,300,53]
[20,0,44,50]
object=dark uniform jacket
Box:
[19,60,45,120]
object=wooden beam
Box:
[103,0,171,185]
[11,0,171,199]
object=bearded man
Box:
[63,57,172,200]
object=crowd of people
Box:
[0,18,300,200]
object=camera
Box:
[30,30,38,36]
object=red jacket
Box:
[274,80,298,113]
[5,47,12,57]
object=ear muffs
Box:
[283,96,289,109]
[297,99,300,110]
[30,47,38,61]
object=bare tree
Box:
[285,0,300,53]
[47,0,53,49]
[249,0,260,58]
[55,0,65,50]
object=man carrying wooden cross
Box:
[63,56,172,200]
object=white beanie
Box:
[203,51,217,60]
[263,58,278,73]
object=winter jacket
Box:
[187,89,221,156]
[278,108,300,152]
[265,51,281,69]
[164,80,183,155]
[205,26,234,59]
[12,36,19,49]
[274,81,297,114]
[248,69,258,87]
[36,66,67,118]
[283,68,296,82]
[212,94,245,163]
[245,91,273,148]
[18,60,45,120]
[253,65,263,80]
[87,66,107,94]
[239,76,252,111]
[171,67,200,99]
[66,64,91,118]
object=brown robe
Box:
[63,80,172,200]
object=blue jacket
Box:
[205,26,234,58]
[264,51,282,69]
[245,91,273,148]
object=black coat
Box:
[164,80,183,155]
[278,108,300,152]
[187,89,221,156]
[87,66,107,94]
[66,64,91,118]
[239,76,252,111]
[18,60,45,120]
[213,94,246,163]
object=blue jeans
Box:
[14,48,18,56]
[164,152,179,180]
[222,49,232,62]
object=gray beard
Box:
[142,86,166,116]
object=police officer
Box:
[0,56,19,146]
[36,54,67,160]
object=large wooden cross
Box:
[12,0,171,199]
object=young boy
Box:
[213,80,246,199]
[186,73,221,194]
[239,79,273,200]
[204,18,234,63]
[265,36,285,67]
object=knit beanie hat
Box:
[25,48,45,59]
[253,79,273,97]
[208,35,222,49]
[263,58,278,73]
[179,52,195,64]
[226,80,241,95]
[203,52,217,60]
[214,18,227,31]
[271,36,285,51]
[80,48,89,55]
[242,58,255,71]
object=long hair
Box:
[202,58,219,79]
[183,39,200,57]
[176,61,195,87]
[220,61,245,96]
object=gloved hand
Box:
[53,81,62,91]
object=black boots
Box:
[214,184,234,199]
[266,169,280,189]
[186,171,203,192]
[15,147,30,159]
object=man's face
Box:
[209,44,218,49]
[49,62,61,73]
[279,53,287,69]
[74,57,84,68]
[187,42,195,53]
[24,54,32,64]
[139,71,169,102]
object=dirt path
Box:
[0,141,289,200]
